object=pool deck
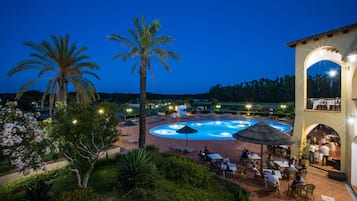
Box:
[116,114,357,201]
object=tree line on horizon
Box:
[0,74,296,105]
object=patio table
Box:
[207,153,223,160]
[274,160,289,168]
[263,168,282,179]
[221,163,237,172]
[248,153,261,160]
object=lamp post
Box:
[246,104,252,115]
[126,108,133,120]
[280,104,287,118]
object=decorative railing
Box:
[306,98,341,111]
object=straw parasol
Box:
[120,120,137,127]
[176,125,198,149]
[233,121,295,173]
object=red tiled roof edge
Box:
[287,23,357,48]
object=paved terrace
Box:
[1,114,356,201]
[117,114,357,201]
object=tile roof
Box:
[287,23,357,48]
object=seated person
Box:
[222,154,230,164]
[241,148,249,159]
[198,150,208,161]
[203,145,212,155]
[289,155,298,166]
[267,171,280,191]
[291,174,304,189]
[266,154,276,169]
[283,161,298,178]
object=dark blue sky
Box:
[1,0,357,94]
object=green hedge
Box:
[158,155,210,188]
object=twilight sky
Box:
[1,0,357,95]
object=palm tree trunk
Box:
[139,59,147,148]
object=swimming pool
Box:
[149,119,292,140]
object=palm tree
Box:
[108,16,180,148]
[7,34,100,113]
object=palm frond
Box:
[156,57,172,71]
[131,61,138,74]
[152,36,174,48]
[39,66,55,77]
[107,34,136,48]
[7,63,38,76]
[167,50,181,60]
[80,70,100,80]
[15,79,39,99]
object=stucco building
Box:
[288,23,357,187]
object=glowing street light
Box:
[126,108,133,114]
[216,104,221,109]
[246,104,252,115]
[98,108,104,115]
[72,119,78,125]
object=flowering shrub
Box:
[0,101,55,174]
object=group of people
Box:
[309,136,337,166]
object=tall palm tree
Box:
[7,34,100,113]
[108,16,180,148]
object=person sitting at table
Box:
[203,145,212,155]
[240,147,249,164]
[267,170,280,191]
[283,161,298,179]
[198,150,209,161]
[291,173,304,189]
[223,154,230,164]
[289,155,298,166]
[266,154,276,169]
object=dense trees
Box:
[208,75,295,102]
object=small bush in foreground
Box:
[117,149,158,190]
[158,155,210,188]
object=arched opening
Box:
[306,124,341,171]
[305,47,342,111]
[352,136,357,186]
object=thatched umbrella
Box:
[233,121,295,173]
[120,120,136,127]
[176,125,198,149]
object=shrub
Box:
[56,187,96,201]
[117,149,158,189]
[24,177,53,201]
[158,155,210,188]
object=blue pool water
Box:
[149,119,292,140]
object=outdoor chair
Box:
[300,169,308,178]
[287,183,305,198]
[283,170,296,181]
[304,184,316,200]
[266,181,280,195]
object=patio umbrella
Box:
[233,121,295,173]
[121,120,136,127]
[176,125,198,149]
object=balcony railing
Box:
[306,98,341,111]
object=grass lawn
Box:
[0,153,250,201]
